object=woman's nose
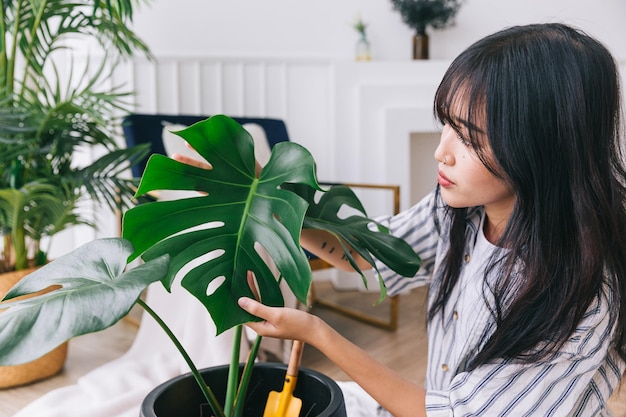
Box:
[434,125,455,166]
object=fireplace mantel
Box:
[331,60,450,210]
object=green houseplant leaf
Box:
[123,115,422,335]
[0,238,169,365]
[284,183,422,300]
[123,115,323,334]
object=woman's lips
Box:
[438,170,454,187]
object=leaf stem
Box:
[224,325,243,417]
[232,334,262,417]
[137,299,225,417]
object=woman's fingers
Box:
[172,150,262,178]
[238,297,313,342]
[239,297,271,321]
[172,153,213,170]
[238,297,280,336]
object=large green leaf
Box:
[123,115,322,334]
[0,238,169,365]
[123,115,422,335]
[284,183,422,300]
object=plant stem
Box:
[232,335,262,417]
[20,0,48,96]
[5,0,24,96]
[13,226,27,271]
[0,0,7,95]
[137,299,225,417]
[223,325,243,417]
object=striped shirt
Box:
[374,189,624,416]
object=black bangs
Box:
[435,55,487,131]
[433,56,495,167]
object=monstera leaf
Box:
[123,115,421,334]
[283,183,422,301]
[123,116,321,334]
[0,238,169,364]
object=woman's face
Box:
[433,120,515,219]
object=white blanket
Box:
[13,265,381,417]
[14,280,247,417]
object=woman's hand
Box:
[172,151,262,177]
[238,297,321,345]
[238,295,427,417]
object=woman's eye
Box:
[456,133,472,146]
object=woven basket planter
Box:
[0,267,68,388]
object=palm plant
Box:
[0,0,152,272]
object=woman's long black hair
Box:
[430,23,626,369]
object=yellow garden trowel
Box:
[263,340,305,417]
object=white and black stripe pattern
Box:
[373,189,625,416]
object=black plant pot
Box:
[140,362,347,417]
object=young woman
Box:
[237,23,626,416]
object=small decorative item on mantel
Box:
[390,0,464,60]
[353,15,372,61]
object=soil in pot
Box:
[141,362,347,417]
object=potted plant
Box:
[389,0,464,59]
[353,15,371,61]
[0,0,152,386]
[0,115,421,416]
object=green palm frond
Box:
[20,183,84,241]
[0,183,78,269]
[0,0,151,270]
[3,0,151,95]
[76,146,150,211]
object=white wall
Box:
[130,0,626,61]
[58,0,626,256]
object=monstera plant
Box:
[0,115,421,417]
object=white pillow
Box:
[242,123,272,167]
[161,123,202,161]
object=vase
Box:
[413,33,429,60]
[0,267,69,388]
[140,362,347,417]
[355,35,371,61]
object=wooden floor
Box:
[2,282,626,416]
[0,319,139,417]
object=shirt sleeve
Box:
[374,189,444,297]
[425,288,622,416]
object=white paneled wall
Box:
[116,56,336,180]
